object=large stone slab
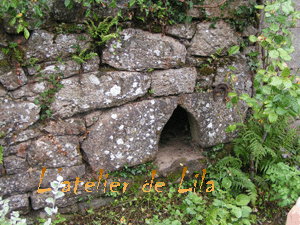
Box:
[0,69,27,91]
[151,67,197,96]
[25,30,92,64]
[50,71,150,118]
[81,97,178,173]
[188,20,238,56]
[27,135,82,168]
[0,165,85,196]
[178,57,252,148]
[6,193,30,215]
[0,98,40,135]
[166,23,196,39]
[102,28,187,71]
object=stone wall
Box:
[0,0,298,219]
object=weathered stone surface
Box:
[27,135,82,168]
[83,55,100,73]
[28,60,81,79]
[166,23,196,39]
[0,165,85,196]
[288,28,300,70]
[3,141,31,157]
[90,0,133,19]
[10,85,38,100]
[0,86,7,97]
[0,98,40,135]
[3,155,27,175]
[178,57,251,147]
[85,111,103,127]
[5,129,41,146]
[50,71,150,118]
[30,177,114,210]
[43,118,86,135]
[0,69,27,90]
[25,30,92,64]
[77,197,114,215]
[188,21,238,56]
[242,25,257,37]
[6,193,30,215]
[53,0,83,22]
[103,28,187,71]
[82,97,178,173]
[151,67,197,96]
[187,0,253,19]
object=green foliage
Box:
[72,48,98,64]
[208,156,257,206]
[85,15,120,46]
[265,162,300,207]
[34,62,64,121]
[0,0,50,39]
[227,1,257,32]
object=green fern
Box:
[85,16,120,46]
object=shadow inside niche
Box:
[159,106,191,145]
[156,106,205,178]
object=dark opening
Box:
[159,106,191,144]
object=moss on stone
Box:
[199,66,214,76]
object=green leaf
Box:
[276,107,288,115]
[24,28,30,39]
[228,65,236,70]
[16,24,24,33]
[231,207,242,218]
[261,85,272,95]
[270,23,279,32]
[231,96,238,103]
[228,92,237,97]
[128,0,135,7]
[283,79,292,89]
[226,124,236,133]
[222,177,232,189]
[255,5,264,9]
[269,50,279,58]
[236,194,251,206]
[34,97,39,105]
[241,206,252,218]
[249,35,258,42]
[228,45,240,55]
[64,0,71,7]
[282,1,294,15]
[268,113,278,123]
[10,17,16,26]
[270,76,282,86]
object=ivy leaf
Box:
[269,50,279,58]
[268,113,278,123]
[228,45,240,55]
[236,194,251,206]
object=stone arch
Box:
[155,105,204,177]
